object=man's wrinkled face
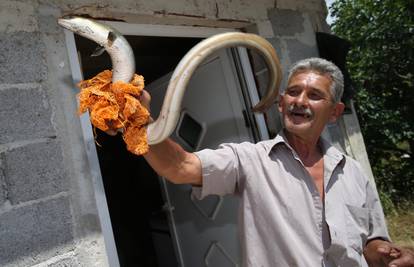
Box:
[278,71,344,139]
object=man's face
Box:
[278,71,345,139]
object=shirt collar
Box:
[319,135,345,162]
[263,129,345,163]
[261,130,289,154]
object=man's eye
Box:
[287,90,300,96]
[309,93,322,100]
[309,94,321,99]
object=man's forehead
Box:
[287,71,332,90]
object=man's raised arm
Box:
[143,139,202,185]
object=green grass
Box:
[386,205,414,249]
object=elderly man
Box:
[142,58,414,266]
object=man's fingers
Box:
[377,245,402,266]
[105,128,124,136]
[105,129,118,136]
[387,248,414,267]
[388,257,414,267]
[390,247,403,258]
[378,245,393,255]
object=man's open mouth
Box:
[287,105,313,119]
[290,111,312,119]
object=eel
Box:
[58,16,282,145]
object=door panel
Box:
[147,50,254,267]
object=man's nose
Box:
[295,91,308,106]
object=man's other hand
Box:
[377,243,414,267]
[365,239,414,267]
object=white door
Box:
[147,49,257,267]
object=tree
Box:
[330,0,414,207]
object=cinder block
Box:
[0,32,47,83]
[0,1,38,32]
[3,140,68,204]
[285,39,319,64]
[0,86,55,144]
[0,196,74,267]
[47,257,80,267]
[38,5,61,34]
[276,0,325,13]
[268,38,283,61]
[268,9,305,36]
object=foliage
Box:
[330,0,414,206]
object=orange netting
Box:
[77,70,150,155]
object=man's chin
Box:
[284,120,312,134]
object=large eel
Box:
[58,16,282,145]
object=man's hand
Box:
[105,90,152,136]
[377,244,414,267]
[364,239,414,267]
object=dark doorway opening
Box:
[75,34,201,267]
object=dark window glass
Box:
[178,113,202,150]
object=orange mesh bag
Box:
[77,70,150,155]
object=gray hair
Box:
[287,57,344,103]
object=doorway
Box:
[67,21,271,266]
[75,34,201,267]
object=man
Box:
[141,58,414,266]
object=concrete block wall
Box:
[0,1,108,266]
[0,0,330,266]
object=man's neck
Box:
[284,129,325,199]
[284,129,322,163]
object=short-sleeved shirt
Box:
[192,132,389,267]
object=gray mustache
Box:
[288,104,313,117]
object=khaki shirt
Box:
[193,132,389,267]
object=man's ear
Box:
[329,101,345,123]
[278,94,284,113]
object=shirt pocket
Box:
[345,204,370,255]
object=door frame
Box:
[63,20,268,267]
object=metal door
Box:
[147,49,258,267]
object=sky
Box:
[325,0,336,25]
